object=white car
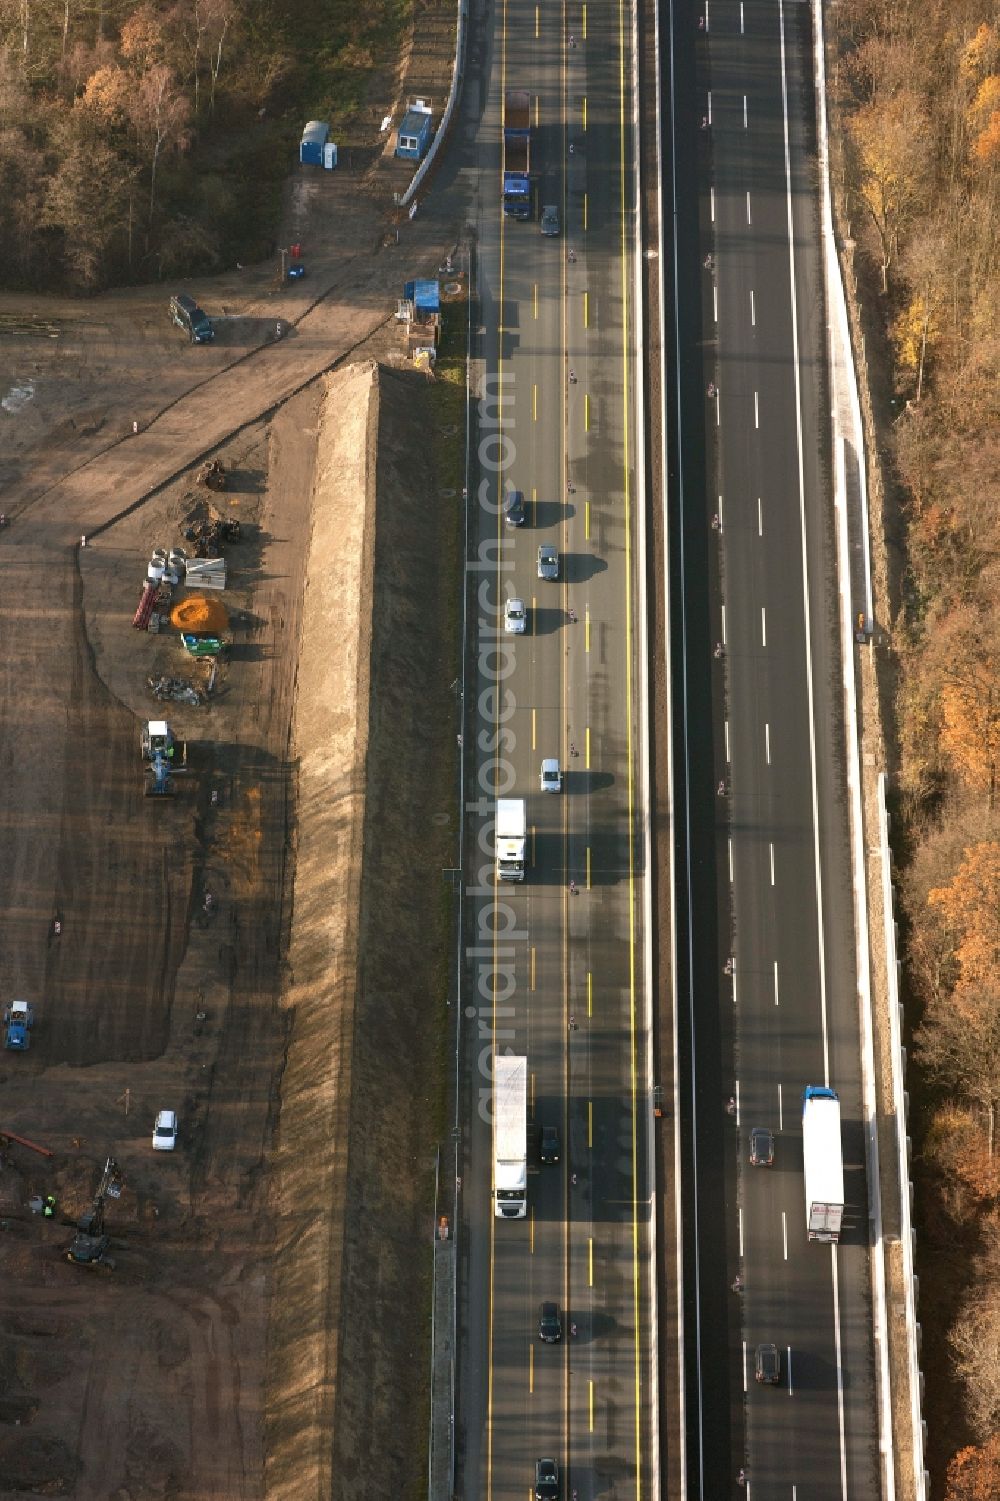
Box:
[504,596,527,634]
[540,759,562,792]
[152,1110,178,1151]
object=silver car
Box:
[537,544,559,580]
[504,596,527,634]
[540,759,561,793]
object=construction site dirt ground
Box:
[0,20,466,1499]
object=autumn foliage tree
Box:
[946,1432,1000,1500]
[838,14,1000,1487]
[0,0,403,288]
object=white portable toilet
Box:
[323,141,338,170]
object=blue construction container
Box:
[395,100,434,161]
[404,279,440,316]
[300,120,330,166]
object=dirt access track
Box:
[0,65,463,1501]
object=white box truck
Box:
[494,1054,528,1218]
[802,1086,844,1242]
[495,798,526,882]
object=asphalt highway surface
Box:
[668,1,881,1497]
[457,1,653,1499]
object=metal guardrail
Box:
[399,0,469,211]
[879,776,929,1499]
[813,1,926,1494]
[813,2,894,1493]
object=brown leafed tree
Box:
[946,1433,1000,1501]
[949,1289,1000,1441]
[921,605,1000,806]
[119,2,170,71]
[917,988,1000,1148]
[923,1104,1000,1223]
[81,62,133,128]
[847,87,931,292]
[927,841,1000,989]
[41,119,135,287]
[0,123,45,278]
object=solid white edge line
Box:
[655,0,683,1498]
[779,2,849,1493]
[665,0,699,1492]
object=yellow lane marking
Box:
[587,971,593,1016]
[615,0,644,1478]
[535,4,539,37]
[585,500,591,539]
[585,393,590,431]
[583,2,587,38]
[583,96,588,130]
[584,192,588,231]
[586,726,591,766]
[589,1379,595,1431]
[534,94,540,127]
[588,1099,593,1148]
[584,290,589,328]
[586,845,592,890]
[589,1236,594,1286]
[585,610,591,654]
[487,10,511,1495]
[533,283,538,319]
[533,383,538,421]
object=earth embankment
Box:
[267,358,457,1501]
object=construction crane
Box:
[66,1156,124,1270]
[141,720,188,797]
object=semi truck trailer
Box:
[495,798,526,882]
[494,1054,528,1218]
[802,1085,845,1242]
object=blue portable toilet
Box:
[300,120,330,166]
[395,100,434,161]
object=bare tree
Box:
[949,1289,1000,1441]
[128,63,190,226]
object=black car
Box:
[504,489,526,526]
[168,293,214,343]
[538,1301,562,1342]
[540,1125,560,1164]
[749,1127,774,1167]
[754,1343,781,1384]
[535,1459,559,1501]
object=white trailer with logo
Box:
[802,1086,844,1242]
[494,1054,528,1219]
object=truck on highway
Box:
[495,798,526,882]
[802,1085,844,1242]
[494,1054,528,1218]
[3,999,34,1051]
[503,89,533,220]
